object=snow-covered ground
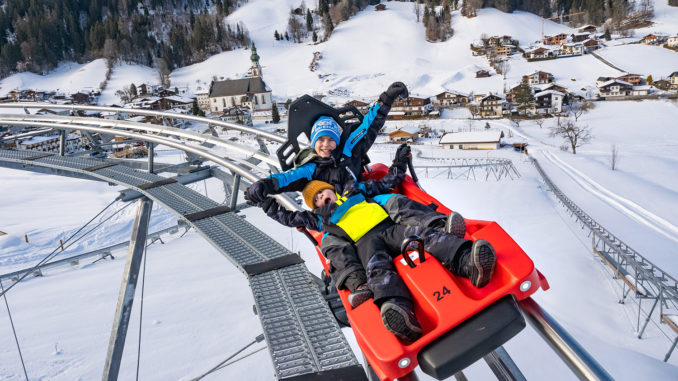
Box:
[1,0,678,380]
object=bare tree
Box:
[413,2,422,22]
[510,114,521,128]
[288,14,306,43]
[535,118,545,129]
[550,118,592,154]
[568,99,594,122]
[156,58,171,88]
[610,144,619,170]
[115,88,132,104]
[497,59,510,79]
[468,104,481,119]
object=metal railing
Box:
[530,156,678,359]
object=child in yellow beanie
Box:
[257,176,496,343]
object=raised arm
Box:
[360,144,410,197]
[341,82,409,158]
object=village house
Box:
[598,80,633,98]
[476,69,491,78]
[653,79,671,91]
[439,130,504,150]
[667,36,678,48]
[161,95,194,111]
[630,86,651,96]
[494,44,514,56]
[542,33,568,45]
[345,100,370,113]
[135,83,157,95]
[196,91,209,109]
[534,90,564,114]
[642,34,666,45]
[71,92,91,104]
[560,43,584,57]
[131,96,163,110]
[375,3,386,11]
[616,73,643,86]
[487,35,513,45]
[596,76,614,86]
[390,96,431,119]
[476,94,505,118]
[218,107,253,126]
[17,134,83,153]
[523,71,554,85]
[525,46,558,60]
[434,91,469,107]
[387,126,420,143]
[570,32,590,43]
[579,25,597,34]
[582,39,600,52]
[208,44,272,116]
[669,72,678,90]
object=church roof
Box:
[209,77,269,97]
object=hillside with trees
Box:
[0,0,251,77]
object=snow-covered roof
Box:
[534,90,564,98]
[599,79,633,88]
[163,95,193,103]
[388,126,420,135]
[439,130,504,144]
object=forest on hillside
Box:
[0,0,250,77]
[0,0,658,78]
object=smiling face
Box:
[313,188,337,208]
[314,136,337,158]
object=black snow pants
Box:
[355,220,472,305]
[320,195,447,292]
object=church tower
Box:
[247,42,262,78]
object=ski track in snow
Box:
[540,149,678,244]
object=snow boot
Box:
[380,297,422,343]
[457,239,496,288]
[347,283,373,308]
[445,211,466,239]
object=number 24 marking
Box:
[433,286,451,301]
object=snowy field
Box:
[2,0,678,379]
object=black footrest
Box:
[417,295,526,380]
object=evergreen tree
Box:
[272,102,280,123]
[274,30,280,40]
[285,31,290,40]
[130,83,137,97]
[514,80,535,115]
[312,30,318,42]
[306,9,314,32]
[646,75,653,85]
[603,28,611,40]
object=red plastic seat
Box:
[309,163,549,381]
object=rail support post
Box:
[102,197,153,381]
[229,174,241,211]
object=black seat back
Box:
[276,95,364,171]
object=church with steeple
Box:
[207,42,272,116]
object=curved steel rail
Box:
[0,102,287,143]
[0,113,280,166]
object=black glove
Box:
[393,143,411,171]
[379,82,409,107]
[244,179,273,205]
[261,197,280,216]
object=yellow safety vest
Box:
[332,193,389,242]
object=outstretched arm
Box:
[259,197,321,231]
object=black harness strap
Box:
[183,205,232,222]
[243,253,305,276]
[23,153,54,161]
[82,162,117,172]
[138,178,177,190]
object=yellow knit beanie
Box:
[302,180,335,209]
